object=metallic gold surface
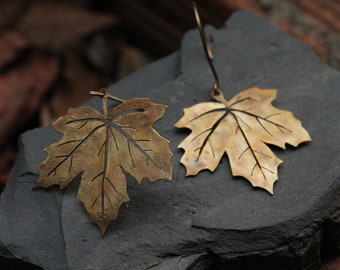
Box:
[36,90,172,234]
[176,87,311,194]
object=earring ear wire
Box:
[192,1,221,97]
[175,3,311,194]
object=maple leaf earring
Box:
[175,2,311,194]
[35,89,173,234]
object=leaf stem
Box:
[90,90,126,104]
[90,89,126,116]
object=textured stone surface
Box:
[0,11,339,270]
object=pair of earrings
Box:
[35,2,311,234]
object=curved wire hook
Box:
[192,1,222,96]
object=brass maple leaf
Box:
[175,88,311,194]
[175,2,311,194]
[36,91,173,234]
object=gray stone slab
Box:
[0,11,339,270]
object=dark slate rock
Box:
[0,11,339,270]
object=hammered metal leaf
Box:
[175,87,311,194]
[36,92,172,234]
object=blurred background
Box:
[0,0,339,268]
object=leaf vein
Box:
[47,123,106,176]
[232,109,292,133]
[110,123,161,170]
[231,112,267,180]
[196,110,229,160]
